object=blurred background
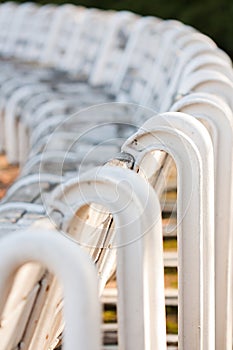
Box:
[6,0,233,59]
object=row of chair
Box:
[0,2,233,349]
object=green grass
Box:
[166,306,178,334]
[103,304,178,334]
[103,304,117,323]
[163,238,177,251]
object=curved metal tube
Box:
[49,165,167,350]
[171,93,233,349]
[122,111,215,350]
[0,229,101,350]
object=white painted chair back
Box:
[122,111,215,350]
[0,229,101,350]
[24,4,58,62]
[0,2,18,52]
[170,93,233,349]
[177,69,233,110]
[42,5,87,67]
[89,11,138,87]
[48,165,167,350]
[63,10,115,78]
[2,3,38,58]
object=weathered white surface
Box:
[0,229,101,350]
[49,165,167,350]
[171,92,233,349]
[122,111,215,350]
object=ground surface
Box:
[0,154,19,199]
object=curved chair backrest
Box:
[0,229,101,350]
[122,111,215,350]
[170,92,233,349]
[177,69,233,111]
[48,165,167,350]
